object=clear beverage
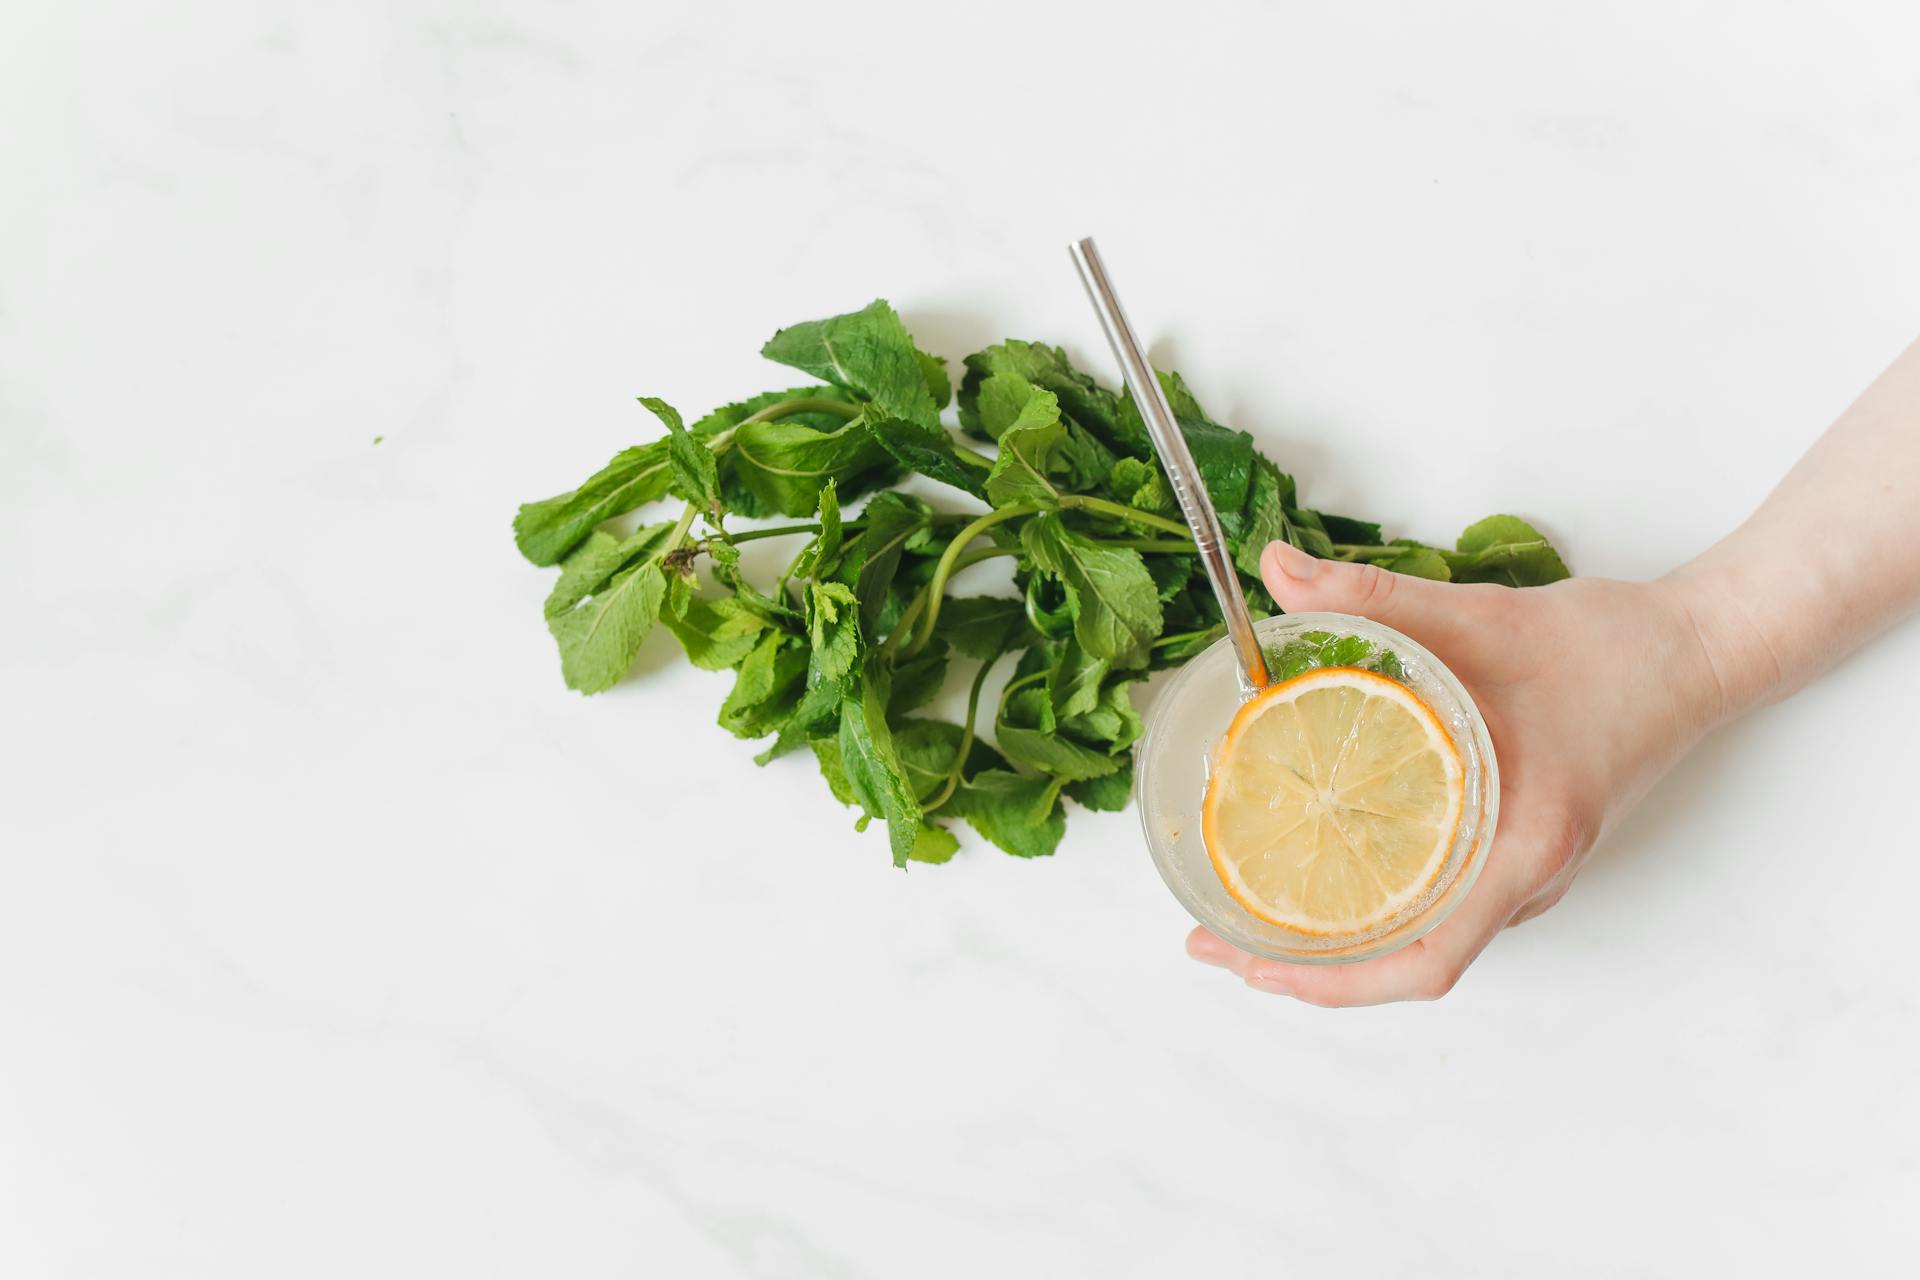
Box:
[1136,612,1499,964]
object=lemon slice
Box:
[1201,666,1465,936]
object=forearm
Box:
[1670,336,1920,718]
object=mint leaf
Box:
[547,557,668,694]
[934,596,1032,660]
[887,638,948,716]
[514,443,674,567]
[807,581,862,685]
[907,823,961,864]
[1021,515,1163,669]
[1285,506,1336,558]
[892,717,1007,799]
[1448,515,1571,586]
[836,663,925,866]
[706,536,802,626]
[661,587,768,671]
[983,380,1067,508]
[995,686,1123,782]
[1378,541,1452,582]
[849,492,929,633]
[915,350,951,411]
[692,385,850,434]
[947,771,1066,858]
[1058,675,1143,753]
[1233,457,1292,578]
[724,414,894,518]
[867,418,989,500]
[1065,757,1133,812]
[1117,370,1254,512]
[810,737,858,805]
[1046,638,1109,721]
[544,524,676,620]
[719,633,808,739]
[639,396,720,517]
[959,340,1135,454]
[761,300,940,433]
[810,480,845,578]
[1321,513,1383,545]
[758,674,847,763]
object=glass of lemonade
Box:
[1136,612,1499,965]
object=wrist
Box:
[1658,569,1788,724]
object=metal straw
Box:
[1068,237,1271,695]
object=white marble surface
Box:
[4,2,1919,1275]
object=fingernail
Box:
[1246,975,1294,997]
[1264,541,1317,580]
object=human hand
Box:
[1187,539,1739,1005]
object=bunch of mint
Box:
[514,300,1568,864]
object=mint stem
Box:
[1057,494,1191,538]
[902,505,1037,654]
[921,655,1000,814]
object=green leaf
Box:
[723,413,895,518]
[706,536,802,626]
[1321,634,1375,667]
[983,381,1067,508]
[807,581,862,685]
[1321,513,1383,545]
[1058,675,1144,753]
[761,299,940,432]
[1179,419,1255,516]
[757,674,848,763]
[546,557,668,694]
[1378,542,1452,582]
[947,771,1066,858]
[514,442,673,567]
[1020,515,1163,669]
[1116,371,1254,512]
[1447,515,1571,586]
[810,737,858,805]
[960,340,1137,453]
[813,480,844,577]
[915,350,951,411]
[891,717,1007,798]
[513,387,848,566]
[1263,631,1407,683]
[836,662,925,866]
[639,397,721,516]
[660,588,768,671]
[995,687,1123,782]
[1110,456,1177,516]
[699,386,850,429]
[1233,457,1292,578]
[892,720,962,797]
[719,633,809,739]
[888,638,949,716]
[934,596,1034,660]
[543,523,676,620]
[867,418,990,499]
[907,823,960,864]
[1285,507,1336,558]
[1046,638,1109,721]
[1065,756,1133,812]
[849,492,930,633]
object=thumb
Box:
[1260,540,1474,647]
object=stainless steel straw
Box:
[1068,237,1272,695]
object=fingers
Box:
[1186,871,1524,1006]
[1260,540,1483,652]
